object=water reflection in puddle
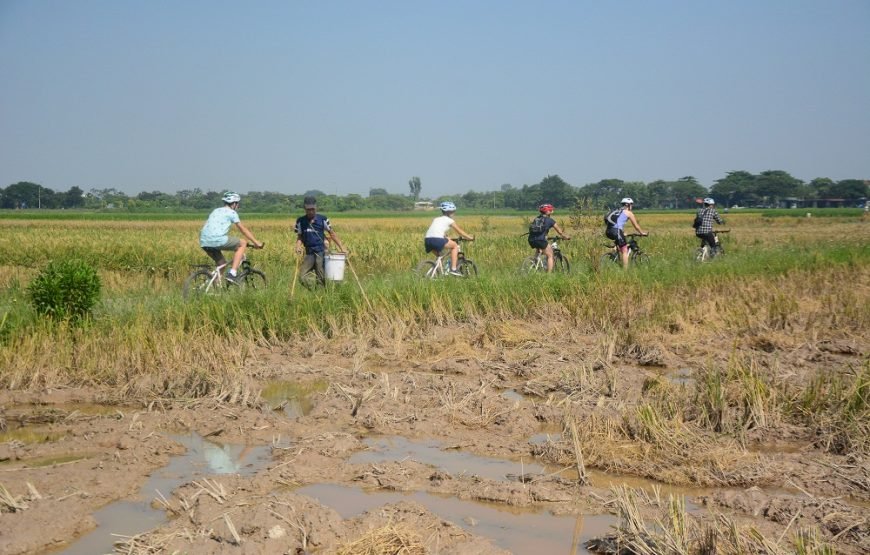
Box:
[260,380,328,418]
[298,483,613,554]
[666,368,695,386]
[355,436,705,511]
[501,389,525,403]
[54,433,271,555]
[351,436,545,481]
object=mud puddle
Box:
[260,379,328,418]
[52,432,271,555]
[298,483,615,554]
[351,436,546,481]
[354,436,712,512]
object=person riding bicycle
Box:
[694,197,725,253]
[528,203,571,273]
[295,196,346,286]
[199,192,263,283]
[424,201,474,276]
[604,197,648,269]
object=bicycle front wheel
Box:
[458,259,478,277]
[519,256,541,274]
[183,270,217,299]
[554,252,570,273]
[415,260,438,279]
[241,269,267,290]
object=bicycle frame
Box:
[417,238,474,279]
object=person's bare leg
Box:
[231,243,247,273]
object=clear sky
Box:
[1,0,868,197]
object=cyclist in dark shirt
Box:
[294,196,346,286]
[527,204,570,273]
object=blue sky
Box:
[1,0,868,197]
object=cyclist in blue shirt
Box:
[294,196,346,286]
[199,192,263,282]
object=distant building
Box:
[414,201,434,211]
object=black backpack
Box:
[529,216,547,235]
[604,208,622,227]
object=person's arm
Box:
[450,222,474,241]
[714,210,724,225]
[626,211,647,235]
[235,222,263,248]
[552,223,570,240]
[327,230,346,252]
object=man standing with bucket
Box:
[294,196,346,287]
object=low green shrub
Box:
[27,259,101,321]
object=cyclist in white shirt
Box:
[424,201,474,276]
[199,192,263,282]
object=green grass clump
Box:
[27,259,101,322]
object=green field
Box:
[1,210,868,395]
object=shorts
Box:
[605,227,627,248]
[425,237,448,253]
[528,237,548,250]
[201,237,241,264]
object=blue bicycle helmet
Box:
[439,201,457,212]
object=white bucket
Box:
[324,253,346,281]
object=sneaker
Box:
[447,269,463,277]
[225,271,240,284]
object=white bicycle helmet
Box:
[703,197,715,205]
[222,191,241,204]
[621,197,634,205]
[439,201,457,212]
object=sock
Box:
[229,269,237,276]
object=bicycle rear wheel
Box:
[183,270,217,299]
[695,247,708,263]
[632,252,650,265]
[554,252,570,273]
[458,259,478,277]
[415,260,438,279]
[519,256,541,274]
[241,269,267,290]
[600,251,618,267]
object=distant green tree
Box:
[304,189,326,198]
[670,177,707,209]
[408,176,422,201]
[369,188,389,197]
[827,179,868,201]
[1,181,48,208]
[536,175,576,208]
[62,186,85,208]
[711,171,756,207]
[755,170,803,205]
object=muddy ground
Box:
[0,321,867,554]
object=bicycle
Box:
[695,229,729,262]
[415,238,478,279]
[601,233,650,266]
[519,237,570,273]
[183,243,267,299]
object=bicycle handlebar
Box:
[247,241,265,248]
[547,236,569,241]
[451,237,474,242]
[713,229,730,234]
[626,233,648,237]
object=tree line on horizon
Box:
[1,170,866,213]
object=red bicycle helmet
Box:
[538,203,554,214]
